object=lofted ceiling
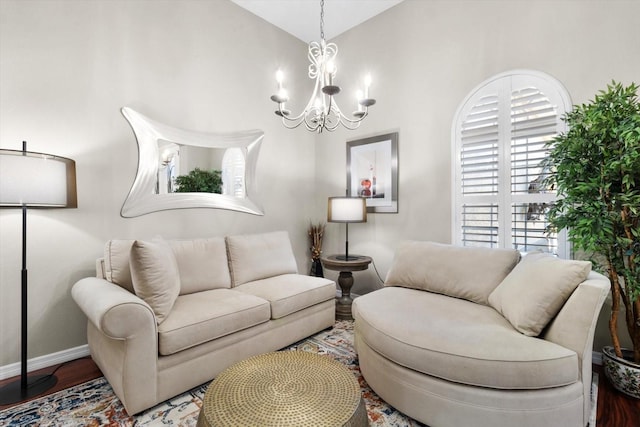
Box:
[231,0,404,43]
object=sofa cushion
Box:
[234,274,336,319]
[488,252,592,336]
[129,238,181,324]
[353,287,579,389]
[158,289,270,356]
[384,241,520,304]
[103,239,135,292]
[169,238,231,294]
[226,231,298,286]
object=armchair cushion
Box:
[129,238,181,324]
[488,253,592,336]
[354,287,578,389]
[384,241,520,304]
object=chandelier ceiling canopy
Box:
[270,0,376,133]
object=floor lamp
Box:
[0,141,77,405]
[327,196,367,261]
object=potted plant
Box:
[543,81,640,398]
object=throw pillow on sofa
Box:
[488,252,591,336]
[169,238,231,294]
[103,239,135,292]
[226,231,298,286]
[129,238,181,324]
[384,241,521,304]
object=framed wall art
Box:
[347,132,398,213]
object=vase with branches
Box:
[308,222,325,277]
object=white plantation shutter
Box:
[453,71,571,256]
[459,92,500,246]
[222,147,246,198]
[461,94,499,196]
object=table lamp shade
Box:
[0,149,77,208]
[327,197,367,223]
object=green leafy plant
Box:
[543,81,640,363]
[173,168,222,194]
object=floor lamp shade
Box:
[0,143,77,405]
[0,148,77,208]
[327,197,366,261]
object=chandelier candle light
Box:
[270,0,376,132]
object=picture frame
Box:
[347,132,398,213]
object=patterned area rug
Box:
[0,320,598,426]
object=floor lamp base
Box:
[0,374,57,405]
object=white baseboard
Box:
[0,344,90,381]
[592,350,603,366]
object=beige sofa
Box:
[353,241,609,427]
[72,231,335,415]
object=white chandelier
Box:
[270,0,376,133]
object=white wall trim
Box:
[592,351,603,366]
[0,345,90,381]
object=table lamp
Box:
[0,141,77,405]
[327,196,367,261]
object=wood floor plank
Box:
[594,364,640,427]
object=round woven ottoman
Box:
[196,351,368,427]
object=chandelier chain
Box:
[320,0,325,41]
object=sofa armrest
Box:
[72,277,160,414]
[542,271,609,424]
[72,277,157,339]
[543,271,609,361]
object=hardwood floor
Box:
[1,358,639,426]
[593,364,640,427]
[0,357,102,410]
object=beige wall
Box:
[315,0,640,351]
[0,0,315,367]
[1,0,638,368]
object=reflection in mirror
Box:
[157,141,180,194]
[120,107,264,217]
[222,148,245,197]
[158,144,226,194]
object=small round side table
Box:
[321,255,372,320]
[196,351,368,427]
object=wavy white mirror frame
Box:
[120,107,264,217]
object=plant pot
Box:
[310,258,324,278]
[602,346,640,399]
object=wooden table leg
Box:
[336,271,355,320]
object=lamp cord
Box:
[24,356,91,389]
[370,258,385,287]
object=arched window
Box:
[452,70,571,257]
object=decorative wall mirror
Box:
[120,107,264,217]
